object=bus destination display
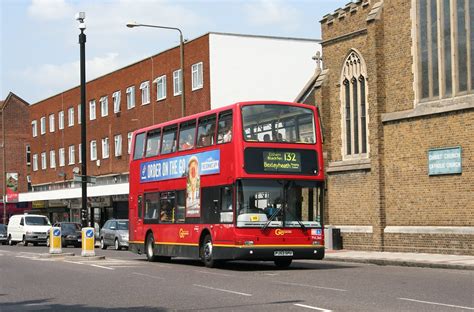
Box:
[263,151,301,173]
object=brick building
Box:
[311,0,473,255]
[21,32,320,225]
[0,92,31,223]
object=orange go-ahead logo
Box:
[275,229,292,236]
[179,228,190,239]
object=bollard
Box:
[81,227,95,257]
[49,227,62,254]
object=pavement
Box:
[324,249,474,270]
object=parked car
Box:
[47,222,82,248]
[0,224,7,245]
[99,219,129,250]
[7,214,51,246]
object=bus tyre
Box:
[146,233,158,262]
[201,234,217,268]
[274,258,292,268]
[100,238,107,250]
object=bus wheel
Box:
[146,233,157,262]
[201,234,217,268]
[274,258,292,268]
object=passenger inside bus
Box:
[180,134,194,150]
[263,134,271,142]
[160,201,173,222]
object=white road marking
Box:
[195,270,233,277]
[294,303,332,311]
[132,272,165,280]
[90,264,115,270]
[276,281,347,292]
[193,284,252,297]
[399,298,474,310]
[25,302,49,307]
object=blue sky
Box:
[1,0,346,104]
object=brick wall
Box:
[29,34,211,185]
[0,94,30,194]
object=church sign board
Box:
[428,147,462,176]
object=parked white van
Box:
[7,214,51,246]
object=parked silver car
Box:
[99,219,129,250]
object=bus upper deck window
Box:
[197,115,216,148]
[133,132,146,160]
[161,125,177,155]
[217,110,233,144]
[145,129,161,158]
[178,120,196,151]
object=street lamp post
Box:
[77,12,89,227]
[126,22,185,117]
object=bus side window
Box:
[133,132,146,160]
[197,114,216,148]
[178,120,196,151]
[145,129,161,158]
[159,191,175,223]
[175,190,186,223]
[161,125,177,155]
[137,195,143,219]
[217,110,233,144]
[144,192,159,222]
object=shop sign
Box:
[89,196,111,208]
[112,194,129,202]
[428,146,462,175]
[48,199,69,208]
[32,200,46,209]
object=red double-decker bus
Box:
[129,101,325,268]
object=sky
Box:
[0,0,347,104]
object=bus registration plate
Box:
[274,251,293,256]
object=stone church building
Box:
[302,0,473,255]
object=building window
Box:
[50,150,56,168]
[89,100,96,120]
[32,120,37,137]
[340,50,369,160]
[102,138,109,159]
[40,117,46,135]
[126,86,135,109]
[90,140,97,161]
[68,107,75,127]
[59,148,65,167]
[32,154,38,171]
[41,152,47,170]
[128,132,133,154]
[112,91,121,113]
[192,62,203,90]
[58,111,64,130]
[26,145,31,165]
[416,0,473,101]
[173,69,182,96]
[140,81,150,105]
[78,104,81,124]
[114,134,122,157]
[100,96,108,117]
[78,143,82,163]
[68,145,75,165]
[49,114,55,132]
[155,75,167,100]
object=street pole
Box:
[126,22,185,117]
[1,106,5,224]
[77,12,88,227]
